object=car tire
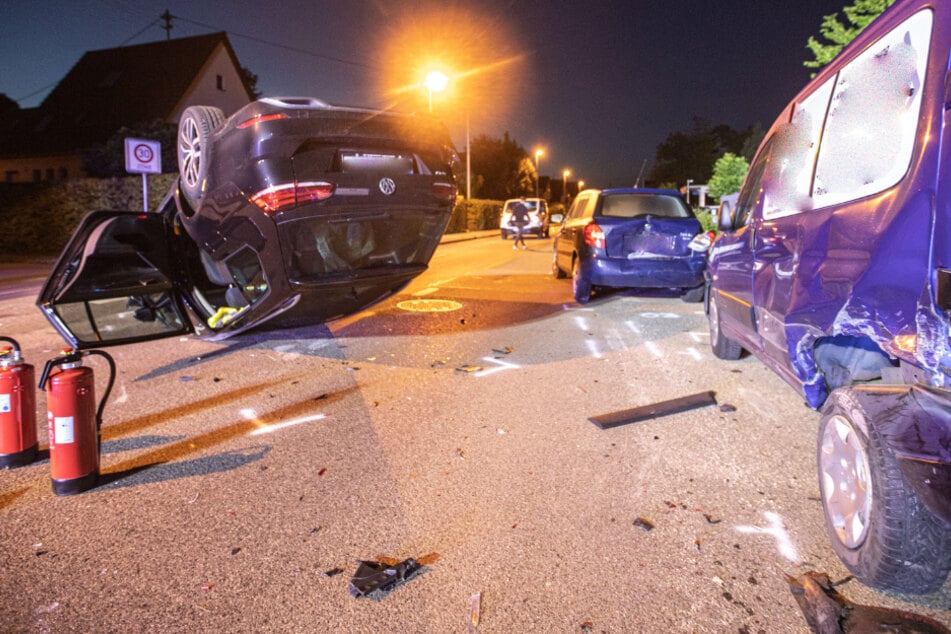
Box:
[552,250,566,278]
[572,257,591,304]
[818,388,951,594]
[178,105,225,205]
[681,285,705,303]
[708,289,742,359]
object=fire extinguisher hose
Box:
[84,350,116,429]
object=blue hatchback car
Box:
[552,188,708,304]
[706,0,950,594]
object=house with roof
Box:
[0,32,254,183]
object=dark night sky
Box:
[1,0,850,188]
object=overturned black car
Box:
[38,97,459,348]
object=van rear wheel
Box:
[818,388,951,593]
[708,290,742,359]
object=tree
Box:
[649,117,755,186]
[468,131,533,200]
[708,153,749,199]
[804,0,896,73]
[240,66,262,99]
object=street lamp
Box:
[534,148,544,198]
[685,178,693,206]
[424,70,448,113]
[562,169,571,205]
[578,180,585,191]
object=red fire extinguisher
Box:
[39,349,116,496]
[0,336,38,468]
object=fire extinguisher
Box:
[0,336,38,468]
[38,349,116,496]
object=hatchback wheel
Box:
[552,250,566,278]
[178,105,225,204]
[707,290,742,359]
[818,388,951,593]
[572,257,592,304]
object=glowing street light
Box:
[534,148,544,198]
[424,70,449,113]
[578,180,585,191]
[562,169,571,205]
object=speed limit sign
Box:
[124,137,161,174]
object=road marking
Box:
[606,329,626,351]
[736,511,800,563]
[644,341,663,358]
[678,347,703,361]
[412,287,440,297]
[689,331,709,342]
[574,316,590,331]
[585,339,603,359]
[241,408,326,435]
[625,320,642,334]
[473,356,520,377]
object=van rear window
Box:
[600,194,691,219]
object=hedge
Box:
[0,177,506,257]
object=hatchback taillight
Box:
[432,181,456,203]
[250,181,335,215]
[584,223,605,249]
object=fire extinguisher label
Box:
[0,394,10,413]
[54,416,75,444]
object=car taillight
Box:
[250,181,335,215]
[584,223,605,249]
[237,113,290,129]
[688,230,717,252]
[432,181,456,203]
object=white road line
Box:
[644,341,663,358]
[625,320,642,334]
[585,339,603,359]
[474,356,521,377]
[736,511,801,563]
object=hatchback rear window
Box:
[599,194,691,218]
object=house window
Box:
[216,74,224,91]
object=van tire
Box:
[708,290,742,359]
[681,285,705,303]
[818,388,951,594]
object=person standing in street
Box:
[509,200,530,250]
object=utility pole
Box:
[161,10,174,40]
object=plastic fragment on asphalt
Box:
[348,558,425,600]
[467,592,481,632]
[719,403,737,412]
[703,513,722,524]
[633,517,655,531]
[588,391,717,429]
[787,572,951,633]
[456,364,483,373]
[179,376,196,382]
[492,346,513,355]
[323,568,344,578]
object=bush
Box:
[0,174,177,255]
[447,198,503,233]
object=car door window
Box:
[813,9,932,207]
[732,136,774,230]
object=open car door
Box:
[37,211,194,349]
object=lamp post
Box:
[534,149,544,198]
[685,179,693,206]
[562,169,571,205]
[578,180,585,192]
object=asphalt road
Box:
[1,236,949,633]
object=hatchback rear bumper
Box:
[583,254,705,289]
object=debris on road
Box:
[492,346,513,355]
[633,517,655,531]
[467,591,482,632]
[787,572,951,634]
[456,364,483,374]
[348,557,426,600]
[322,567,344,578]
[589,391,718,429]
[718,403,737,413]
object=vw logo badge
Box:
[379,178,396,195]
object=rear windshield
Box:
[599,193,691,218]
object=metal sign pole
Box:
[142,173,148,212]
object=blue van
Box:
[705,0,950,594]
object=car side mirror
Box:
[716,202,733,232]
[551,213,564,225]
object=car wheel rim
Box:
[178,115,201,189]
[819,414,873,549]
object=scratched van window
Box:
[813,9,932,208]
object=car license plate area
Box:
[619,231,679,258]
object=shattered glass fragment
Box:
[348,558,425,600]
[633,517,655,531]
